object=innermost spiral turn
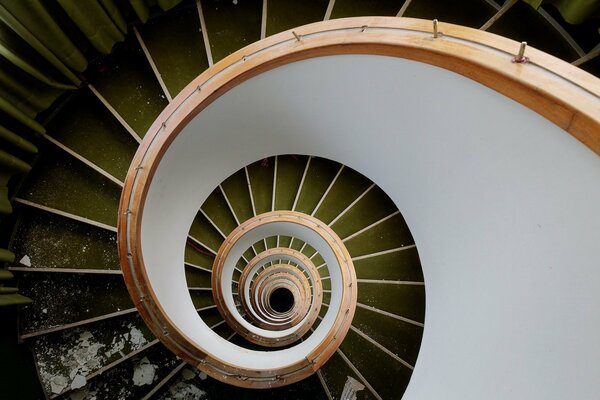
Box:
[270,287,294,313]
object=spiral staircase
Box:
[1,1,599,400]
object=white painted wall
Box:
[142,54,600,398]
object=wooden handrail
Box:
[118,16,599,389]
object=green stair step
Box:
[266,0,329,37]
[201,187,239,236]
[351,306,423,367]
[201,0,262,63]
[0,287,18,294]
[185,243,214,270]
[189,211,225,253]
[18,272,133,335]
[31,313,154,396]
[189,290,215,310]
[68,343,180,400]
[404,0,495,28]
[185,265,212,288]
[199,307,223,327]
[11,209,119,271]
[17,147,121,227]
[275,155,309,211]
[330,0,403,18]
[221,168,253,223]
[294,157,340,215]
[339,328,412,400]
[86,35,169,137]
[137,6,210,96]
[330,185,397,239]
[313,166,371,224]
[353,246,423,281]
[344,213,414,257]
[45,88,138,181]
[247,157,275,215]
[357,283,425,324]
[489,1,579,62]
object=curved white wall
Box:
[142,54,600,398]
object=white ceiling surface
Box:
[142,54,600,398]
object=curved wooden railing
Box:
[118,17,600,389]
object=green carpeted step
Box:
[201,187,239,236]
[185,265,212,288]
[86,35,169,137]
[17,273,133,335]
[67,343,180,400]
[403,0,495,27]
[189,290,215,310]
[31,313,154,396]
[198,307,223,328]
[339,328,412,400]
[274,155,309,211]
[137,5,210,97]
[488,1,579,62]
[353,247,423,281]
[357,283,425,324]
[17,148,121,227]
[201,0,262,63]
[220,169,253,223]
[45,89,138,182]
[246,157,275,215]
[293,157,340,215]
[312,166,371,224]
[188,211,225,252]
[351,306,423,367]
[344,213,414,257]
[185,243,214,269]
[266,0,329,36]
[329,185,397,239]
[10,209,119,271]
[330,0,403,18]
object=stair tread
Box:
[17,148,121,227]
[185,264,212,288]
[201,188,239,236]
[67,342,179,400]
[247,157,275,215]
[274,155,309,211]
[86,35,169,137]
[18,272,133,334]
[330,185,397,239]
[137,6,210,96]
[358,283,425,324]
[339,328,412,400]
[11,209,119,271]
[313,166,371,224]
[319,350,375,400]
[352,306,423,366]
[344,213,414,257]
[32,313,154,396]
[46,89,137,181]
[201,0,262,63]
[354,246,423,281]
